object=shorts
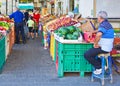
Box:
[29,27,34,33]
[33,29,38,33]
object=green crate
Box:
[56,41,93,77]
[0,36,6,72]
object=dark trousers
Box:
[84,47,108,69]
[15,22,25,43]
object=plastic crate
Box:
[0,36,6,71]
[56,41,93,77]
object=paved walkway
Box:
[0,37,119,86]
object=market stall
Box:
[41,14,96,77]
[0,17,15,70]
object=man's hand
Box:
[94,44,100,48]
[94,32,102,48]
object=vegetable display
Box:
[55,26,82,40]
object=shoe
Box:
[15,42,20,44]
[93,68,102,75]
[23,41,26,44]
[44,47,47,50]
[105,66,108,70]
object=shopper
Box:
[38,20,43,35]
[24,10,29,23]
[84,11,114,75]
[33,10,40,38]
[27,17,35,39]
[9,7,26,44]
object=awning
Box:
[18,3,34,10]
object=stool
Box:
[91,53,113,86]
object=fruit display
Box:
[0,17,13,23]
[0,21,10,35]
[47,17,77,31]
[0,21,10,30]
[54,26,82,40]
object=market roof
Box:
[18,3,34,10]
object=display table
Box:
[54,36,93,77]
[5,25,15,60]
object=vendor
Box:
[84,11,114,75]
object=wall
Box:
[77,0,94,17]
[8,0,13,15]
[1,0,6,14]
[96,0,120,17]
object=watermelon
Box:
[66,34,73,39]
[58,33,63,37]
[73,31,79,37]
[54,30,58,33]
[72,35,78,40]
[67,26,76,33]
[76,28,82,32]
[58,27,69,35]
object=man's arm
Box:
[94,32,102,48]
[9,13,14,19]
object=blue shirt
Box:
[9,10,24,23]
[98,27,114,38]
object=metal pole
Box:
[6,0,8,15]
[93,0,96,17]
[12,0,13,12]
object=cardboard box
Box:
[79,19,94,32]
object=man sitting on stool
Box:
[84,11,114,75]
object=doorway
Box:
[69,0,74,11]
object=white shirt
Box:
[98,38,114,52]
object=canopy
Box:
[18,3,34,10]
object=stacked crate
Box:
[55,41,93,77]
[0,36,6,72]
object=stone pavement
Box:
[0,37,119,86]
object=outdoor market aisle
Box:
[0,37,119,86]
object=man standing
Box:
[9,7,26,44]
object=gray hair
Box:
[97,11,108,19]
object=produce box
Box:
[114,37,120,45]
[114,28,120,33]
[55,40,93,77]
[53,26,83,43]
[0,36,6,72]
[54,33,83,44]
[79,19,94,32]
[5,32,10,60]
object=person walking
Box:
[24,10,29,23]
[9,7,26,44]
[33,10,40,38]
[27,17,35,39]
